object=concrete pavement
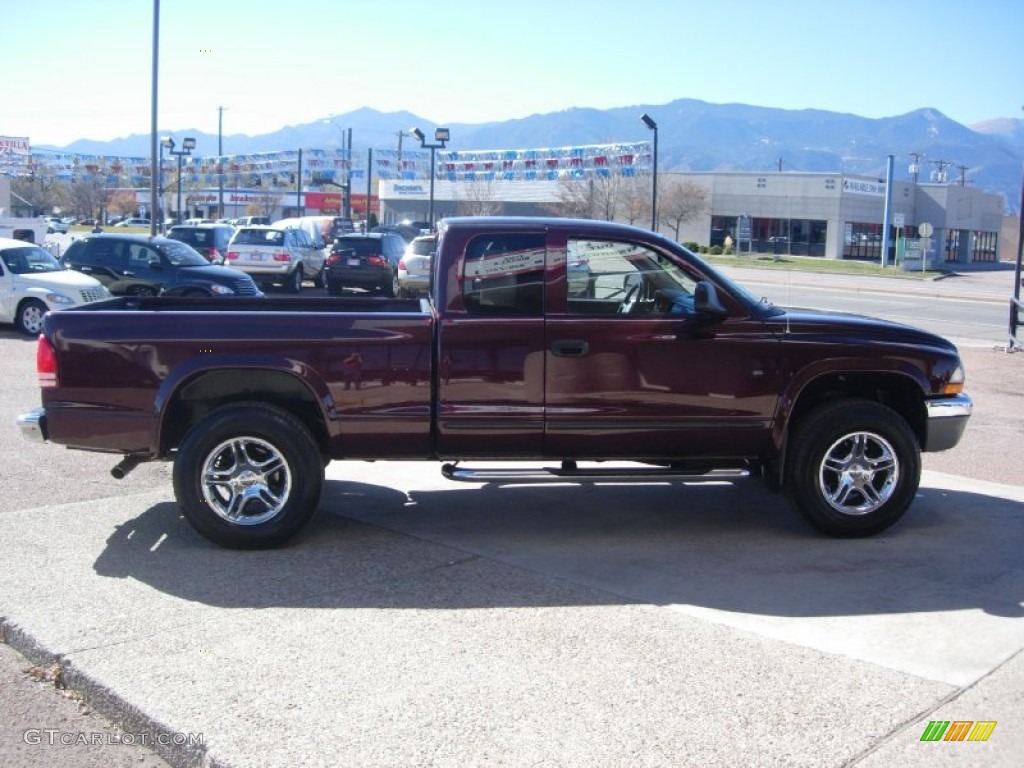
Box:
[1,460,1022,767]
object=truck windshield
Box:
[1,246,63,274]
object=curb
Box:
[0,617,215,768]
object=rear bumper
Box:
[923,393,973,452]
[17,407,47,443]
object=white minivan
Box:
[0,236,111,335]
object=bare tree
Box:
[658,179,709,240]
[544,174,626,220]
[68,179,106,220]
[618,174,650,226]
[544,177,597,219]
[456,178,503,216]
[10,175,64,217]
[255,192,282,218]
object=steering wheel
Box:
[618,282,640,314]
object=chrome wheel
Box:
[818,431,898,516]
[16,299,47,335]
[200,436,292,526]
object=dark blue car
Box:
[62,234,263,297]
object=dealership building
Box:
[378,170,1005,265]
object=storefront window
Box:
[843,222,883,260]
[971,231,997,262]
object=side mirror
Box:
[693,281,729,320]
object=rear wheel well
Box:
[160,369,329,458]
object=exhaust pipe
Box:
[111,455,144,479]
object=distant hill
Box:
[38,99,1024,213]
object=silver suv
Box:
[225,226,325,293]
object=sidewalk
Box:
[718,261,1018,304]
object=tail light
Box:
[327,253,340,265]
[37,335,58,389]
[209,248,221,262]
[273,252,291,263]
[367,255,385,267]
[398,258,407,270]
[225,251,239,260]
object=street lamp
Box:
[411,126,450,227]
[641,113,658,232]
[164,136,196,225]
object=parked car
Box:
[166,224,236,264]
[325,232,407,296]
[0,236,111,335]
[232,216,271,227]
[371,224,421,243]
[396,234,436,297]
[224,226,324,293]
[43,217,69,234]
[61,234,263,298]
[113,218,152,228]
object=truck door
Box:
[435,231,547,456]
[543,232,780,461]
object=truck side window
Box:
[566,239,700,316]
[462,233,545,315]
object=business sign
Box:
[304,192,342,211]
[0,136,30,155]
[841,178,886,196]
[0,136,31,174]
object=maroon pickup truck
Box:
[18,216,972,548]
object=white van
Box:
[0,236,111,335]
[274,216,348,259]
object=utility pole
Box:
[909,152,923,184]
[930,159,951,183]
[956,164,970,186]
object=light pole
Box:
[217,105,226,219]
[411,126,450,227]
[164,136,196,225]
[149,0,160,237]
[158,137,170,232]
[641,113,658,232]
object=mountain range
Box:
[41,98,1024,213]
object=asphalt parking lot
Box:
[1,272,1022,767]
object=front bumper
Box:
[17,407,47,443]
[923,393,973,452]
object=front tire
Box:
[173,403,324,548]
[16,299,48,336]
[786,399,920,537]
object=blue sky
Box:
[4,0,1021,148]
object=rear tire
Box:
[287,266,303,294]
[173,403,324,548]
[787,399,920,537]
[382,270,398,298]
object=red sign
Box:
[304,192,342,212]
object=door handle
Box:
[551,339,589,357]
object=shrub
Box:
[708,245,724,255]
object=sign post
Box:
[918,222,934,274]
